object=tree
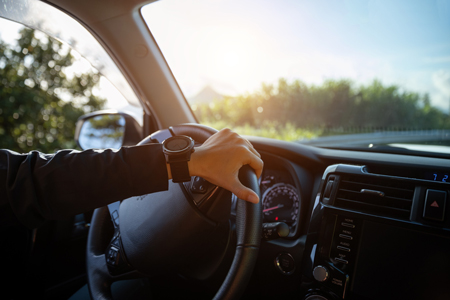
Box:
[0,27,105,153]
[194,78,450,140]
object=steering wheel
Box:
[86,124,262,300]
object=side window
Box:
[0,20,138,153]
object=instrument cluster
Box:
[260,168,301,236]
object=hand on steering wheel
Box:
[188,128,263,204]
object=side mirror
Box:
[75,111,142,150]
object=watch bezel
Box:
[162,135,195,155]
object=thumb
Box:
[231,180,260,204]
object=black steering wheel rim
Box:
[86,123,262,300]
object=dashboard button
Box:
[337,246,351,252]
[339,234,353,240]
[275,253,295,275]
[191,176,209,194]
[334,257,349,264]
[341,222,355,228]
[423,189,447,222]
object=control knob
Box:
[313,265,329,282]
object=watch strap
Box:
[166,152,191,163]
[170,161,191,183]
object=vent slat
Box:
[336,198,411,213]
[335,198,411,219]
[340,180,414,193]
[338,189,412,204]
[339,181,414,200]
[333,175,415,220]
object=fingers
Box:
[191,128,264,204]
[221,128,261,160]
[245,191,260,204]
[245,151,264,179]
[229,150,263,204]
[243,138,260,158]
[217,128,260,158]
[230,180,260,204]
[219,129,264,195]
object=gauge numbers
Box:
[262,183,300,233]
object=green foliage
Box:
[0,28,105,153]
[201,120,322,142]
[81,115,125,144]
[194,78,450,140]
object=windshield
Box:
[142,0,450,152]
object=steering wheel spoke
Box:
[104,234,136,277]
[87,206,146,298]
[103,202,133,275]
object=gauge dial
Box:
[261,175,275,190]
[262,183,300,233]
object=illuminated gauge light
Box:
[262,183,300,234]
[261,175,276,191]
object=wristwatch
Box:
[162,135,195,183]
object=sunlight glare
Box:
[194,28,265,94]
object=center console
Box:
[302,164,450,300]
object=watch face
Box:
[166,138,189,150]
[164,136,193,152]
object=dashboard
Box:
[15,132,449,300]
[242,136,450,300]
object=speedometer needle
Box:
[263,204,284,212]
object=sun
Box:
[194,27,267,94]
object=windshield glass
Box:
[142,0,450,151]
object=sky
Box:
[142,0,450,111]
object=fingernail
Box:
[248,194,259,204]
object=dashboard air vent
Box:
[335,175,415,220]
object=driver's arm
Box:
[0,129,262,228]
[0,144,169,228]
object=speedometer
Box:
[262,183,300,233]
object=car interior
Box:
[1,0,450,300]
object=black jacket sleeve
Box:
[0,144,168,228]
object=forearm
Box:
[0,145,168,228]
